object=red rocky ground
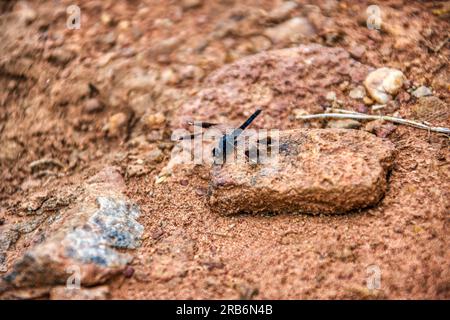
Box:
[0,0,449,299]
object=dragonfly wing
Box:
[187,121,219,129]
[177,132,202,141]
[177,132,218,141]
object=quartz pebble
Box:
[364,67,405,104]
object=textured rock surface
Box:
[0,230,20,272]
[0,167,143,295]
[410,96,449,122]
[209,129,395,215]
[173,44,371,130]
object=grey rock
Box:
[64,196,143,267]
[1,167,143,293]
[412,86,432,98]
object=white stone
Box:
[364,67,405,104]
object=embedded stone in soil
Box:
[0,167,143,295]
[173,44,371,130]
[208,129,395,215]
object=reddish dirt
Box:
[0,0,449,299]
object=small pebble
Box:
[356,104,368,114]
[118,20,130,30]
[145,113,166,129]
[364,67,405,104]
[84,98,103,113]
[101,13,113,25]
[195,187,207,196]
[160,68,179,85]
[326,91,337,101]
[363,96,374,105]
[412,86,432,98]
[349,45,366,59]
[107,112,128,137]
[147,148,163,163]
[349,86,366,100]
[155,175,167,184]
[127,164,147,177]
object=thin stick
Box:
[325,107,361,114]
[297,113,450,134]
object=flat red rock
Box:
[209,129,395,215]
[173,44,371,130]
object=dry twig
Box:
[297,112,450,135]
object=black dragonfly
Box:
[178,109,267,164]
